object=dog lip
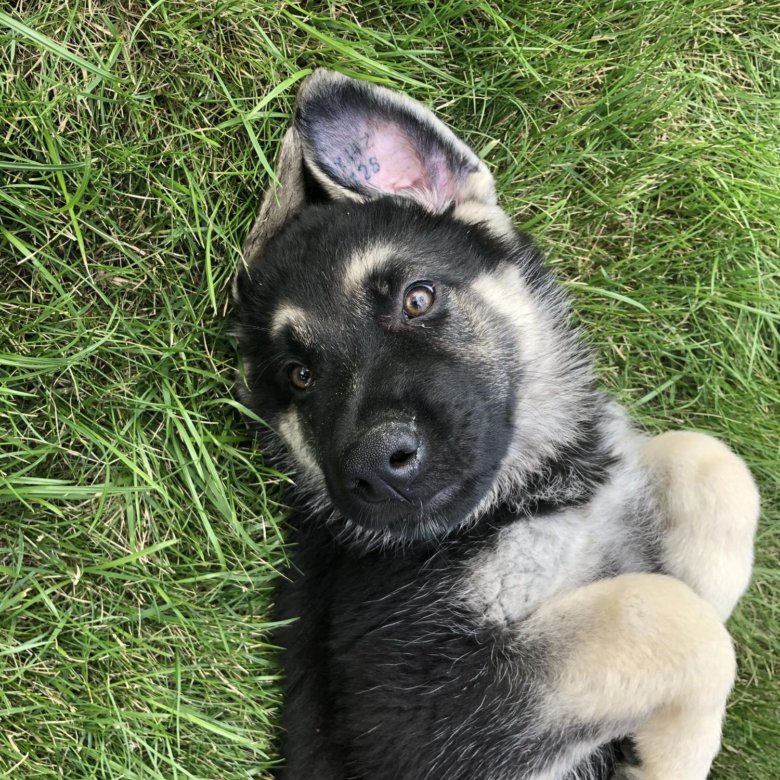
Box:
[349,472,413,504]
[350,483,459,527]
[424,484,458,511]
[358,481,411,504]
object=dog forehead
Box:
[269,303,314,342]
[268,237,407,320]
[254,199,515,346]
[342,242,397,293]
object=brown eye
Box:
[288,364,314,390]
[403,282,435,318]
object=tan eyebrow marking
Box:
[269,304,315,347]
[342,243,395,293]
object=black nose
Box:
[343,421,424,504]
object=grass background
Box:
[1,1,777,777]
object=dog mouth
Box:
[331,476,485,540]
[350,477,454,506]
[320,411,511,540]
[422,484,459,511]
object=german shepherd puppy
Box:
[233,70,759,780]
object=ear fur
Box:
[237,69,500,285]
[241,126,306,269]
[294,69,497,213]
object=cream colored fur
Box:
[269,303,313,341]
[528,574,736,780]
[642,431,759,622]
[525,433,758,779]
[240,69,760,778]
[278,409,322,480]
[342,244,395,294]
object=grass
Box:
[0,1,777,777]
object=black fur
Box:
[233,72,663,780]
[272,522,624,780]
[236,198,550,542]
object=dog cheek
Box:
[277,408,323,479]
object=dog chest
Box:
[462,513,608,626]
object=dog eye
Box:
[403,282,435,318]
[288,364,314,390]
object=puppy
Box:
[233,70,759,780]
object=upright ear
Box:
[238,69,501,285]
[294,69,497,214]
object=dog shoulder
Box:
[460,406,663,627]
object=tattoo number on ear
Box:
[336,136,379,185]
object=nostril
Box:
[353,478,372,493]
[351,477,386,504]
[389,447,417,469]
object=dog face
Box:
[234,71,597,545]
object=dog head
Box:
[234,70,602,547]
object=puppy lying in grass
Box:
[233,69,759,780]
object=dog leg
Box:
[641,431,759,621]
[524,573,736,780]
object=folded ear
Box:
[241,126,306,268]
[294,69,497,214]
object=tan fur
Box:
[469,265,596,506]
[342,244,395,294]
[642,431,759,621]
[278,408,321,478]
[453,201,516,239]
[471,266,544,359]
[269,303,313,344]
[452,162,496,206]
[526,574,736,780]
[238,69,759,777]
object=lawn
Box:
[1,1,778,777]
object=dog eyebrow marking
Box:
[453,202,516,242]
[343,243,395,293]
[270,304,314,346]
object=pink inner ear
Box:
[319,118,458,212]
[366,122,428,192]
